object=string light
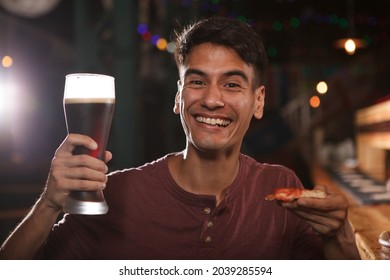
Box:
[156,38,168,51]
[137,22,176,53]
[167,42,176,53]
[150,35,160,45]
[137,23,148,34]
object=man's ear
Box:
[253,85,265,119]
[173,92,180,114]
[173,80,182,114]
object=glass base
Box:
[63,191,108,215]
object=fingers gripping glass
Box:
[63,73,115,215]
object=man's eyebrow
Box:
[184,68,206,78]
[223,70,249,83]
[184,69,249,83]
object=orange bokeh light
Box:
[310,95,321,108]
[2,55,13,68]
[156,38,168,51]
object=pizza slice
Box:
[265,187,327,202]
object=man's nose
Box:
[201,84,224,109]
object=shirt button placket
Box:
[202,207,214,245]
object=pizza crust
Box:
[265,188,327,202]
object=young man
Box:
[0,17,360,259]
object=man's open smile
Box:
[195,115,232,127]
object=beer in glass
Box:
[63,73,115,215]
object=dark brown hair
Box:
[174,16,268,86]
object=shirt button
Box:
[204,236,212,243]
[207,221,214,228]
[203,207,211,214]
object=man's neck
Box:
[168,148,240,205]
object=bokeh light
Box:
[0,80,7,126]
[151,35,160,45]
[156,38,168,51]
[344,39,356,54]
[267,46,278,57]
[0,78,19,129]
[2,55,13,68]
[137,23,148,34]
[316,81,328,94]
[290,17,300,28]
[167,42,176,53]
[310,95,321,108]
[272,21,283,31]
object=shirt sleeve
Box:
[292,219,325,259]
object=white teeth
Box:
[195,116,231,127]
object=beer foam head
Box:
[64,73,115,99]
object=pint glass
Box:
[63,73,115,215]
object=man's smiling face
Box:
[174,43,265,155]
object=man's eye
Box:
[225,83,240,88]
[187,80,205,87]
[190,80,204,85]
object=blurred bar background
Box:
[1,0,390,250]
